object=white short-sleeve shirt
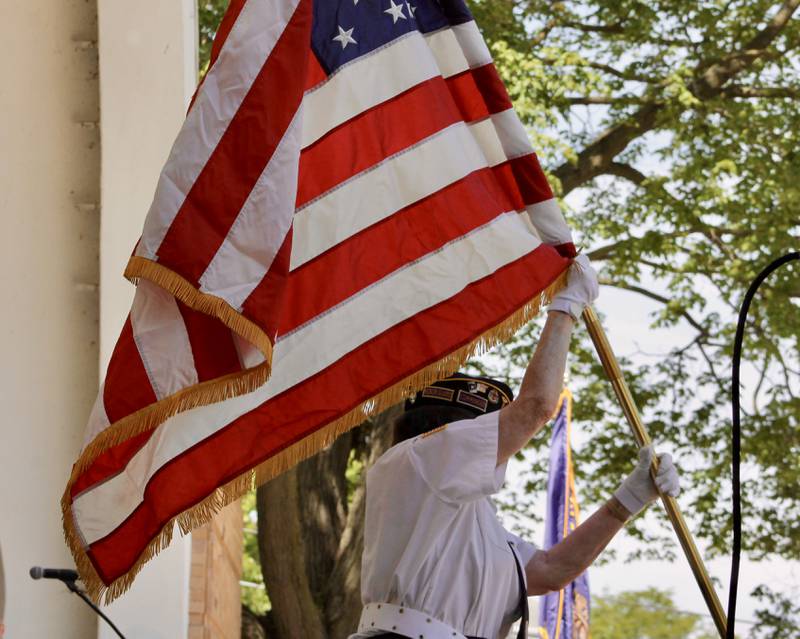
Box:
[351,411,538,639]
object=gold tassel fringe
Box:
[66,256,276,489]
[63,271,567,604]
[125,256,273,358]
[67,360,272,482]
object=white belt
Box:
[356,602,471,639]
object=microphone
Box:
[29,567,79,582]
[29,566,126,637]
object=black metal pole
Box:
[63,580,126,639]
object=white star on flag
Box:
[384,0,407,23]
[406,2,417,17]
[333,25,357,49]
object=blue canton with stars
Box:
[312,0,474,75]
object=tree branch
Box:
[691,0,800,99]
[563,21,693,47]
[554,103,663,194]
[603,279,733,392]
[721,85,800,98]
[531,17,558,47]
[588,230,692,261]
[582,61,663,84]
[566,95,643,105]
[553,0,800,195]
[602,279,708,334]
[563,20,626,35]
[604,161,649,184]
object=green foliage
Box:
[198,1,230,76]
[462,0,800,565]
[751,584,800,638]
[240,491,270,616]
[590,588,717,639]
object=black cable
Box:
[64,580,127,639]
[727,251,799,639]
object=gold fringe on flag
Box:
[125,256,274,357]
[63,270,567,604]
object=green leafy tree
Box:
[466,0,800,567]
[195,1,800,637]
[751,584,800,638]
[198,1,228,76]
[590,588,717,639]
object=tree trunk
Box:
[256,405,400,639]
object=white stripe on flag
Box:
[427,21,492,75]
[72,211,542,544]
[81,383,110,453]
[232,333,267,370]
[130,281,198,401]
[451,21,494,68]
[526,199,572,246]
[199,108,304,310]
[135,0,302,259]
[302,32,440,149]
[487,108,535,160]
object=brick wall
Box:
[189,501,244,639]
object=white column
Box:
[98,0,199,368]
[95,1,198,638]
[0,1,101,638]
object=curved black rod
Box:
[727,251,799,639]
[65,580,127,639]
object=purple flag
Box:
[537,390,590,639]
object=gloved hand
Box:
[548,254,599,321]
[613,445,681,517]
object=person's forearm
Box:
[517,311,573,415]
[525,497,629,595]
[497,311,574,464]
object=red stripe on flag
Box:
[446,64,512,123]
[241,228,293,339]
[103,317,158,424]
[304,50,328,92]
[283,167,519,333]
[470,63,515,115]
[297,76,462,208]
[494,154,554,207]
[157,0,312,284]
[71,431,153,499]
[85,245,569,585]
[175,303,242,382]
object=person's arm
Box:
[497,255,599,466]
[524,497,627,594]
[524,447,681,595]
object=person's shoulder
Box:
[367,438,412,478]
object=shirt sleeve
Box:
[505,529,539,567]
[406,411,506,503]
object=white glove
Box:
[548,254,599,320]
[613,446,680,517]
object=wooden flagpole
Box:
[582,306,728,638]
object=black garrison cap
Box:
[405,374,514,417]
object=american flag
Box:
[62,0,575,602]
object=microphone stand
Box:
[62,579,126,639]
